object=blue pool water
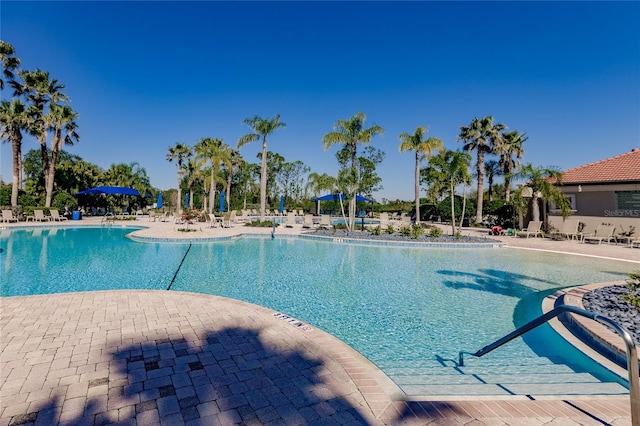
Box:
[1,226,635,390]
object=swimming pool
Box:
[1,226,635,395]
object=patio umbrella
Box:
[219,191,225,212]
[279,195,284,213]
[184,194,189,209]
[157,192,163,209]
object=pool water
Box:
[1,227,635,389]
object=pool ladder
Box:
[100,213,114,227]
[459,304,639,426]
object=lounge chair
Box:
[582,224,616,244]
[285,212,296,228]
[302,214,315,229]
[33,209,50,222]
[50,210,68,221]
[207,213,219,228]
[379,213,390,226]
[517,220,542,238]
[229,210,238,226]
[318,214,331,229]
[551,218,579,240]
[1,209,19,223]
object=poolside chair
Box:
[33,209,50,222]
[49,210,68,221]
[285,212,296,228]
[1,209,19,223]
[582,224,616,245]
[551,218,579,240]
[379,213,390,227]
[516,220,542,238]
[229,210,238,226]
[207,213,219,228]
[318,214,331,229]
[302,214,315,229]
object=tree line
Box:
[2,39,570,230]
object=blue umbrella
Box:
[279,195,284,213]
[219,190,225,212]
[184,193,189,208]
[157,192,163,209]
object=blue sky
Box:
[1,1,638,201]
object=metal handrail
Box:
[458,304,639,426]
[100,212,114,227]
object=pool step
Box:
[379,357,629,397]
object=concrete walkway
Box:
[1,217,638,425]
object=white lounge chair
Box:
[1,209,19,223]
[50,209,68,221]
[319,214,331,229]
[302,214,315,229]
[582,224,616,244]
[33,209,50,222]
[207,213,219,228]
[517,220,542,238]
[285,212,296,228]
[551,219,579,240]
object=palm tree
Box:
[322,112,384,230]
[44,103,79,207]
[184,157,204,210]
[12,69,68,193]
[428,150,472,235]
[196,137,231,214]
[398,126,443,223]
[0,40,21,90]
[166,143,192,214]
[484,159,501,202]
[237,115,286,220]
[0,99,30,206]
[512,163,570,222]
[497,130,527,202]
[458,116,505,223]
[224,149,242,213]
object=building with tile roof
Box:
[549,148,640,234]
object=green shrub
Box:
[624,271,640,309]
[333,222,348,230]
[399,226,411,237]
[410,224,423,239]
[427,227,443,238]
[369,225,382,236]
[385,224,395,234]
[245,220,278,227]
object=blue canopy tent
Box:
[76,186,141,196]
[311,193,375,215]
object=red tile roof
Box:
[560,148,640,184]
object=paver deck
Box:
[1,218,638,425]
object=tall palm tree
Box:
[428,150,472,235]
[44,103,79,207]
[458,116,505,223]
[166,143,192,214]
[0,99,30,206]
[497,130,527,202]
[322,112,384,230]
[513,163,570,222]
[196,137,231,214]
[0,40,21,90]
[184,157,204,210]
[12,69,68,193]
[237,115,286,220]
[398,126,443,223]
[224,149,242,213]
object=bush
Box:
[385,224,395,234]
[369,225,382,236]
[624,271,640,309]
[410,224,423,239]
[245,220,279,227]
[427,226,443,238]
[399,225,411,237]
[333,222,348,231]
